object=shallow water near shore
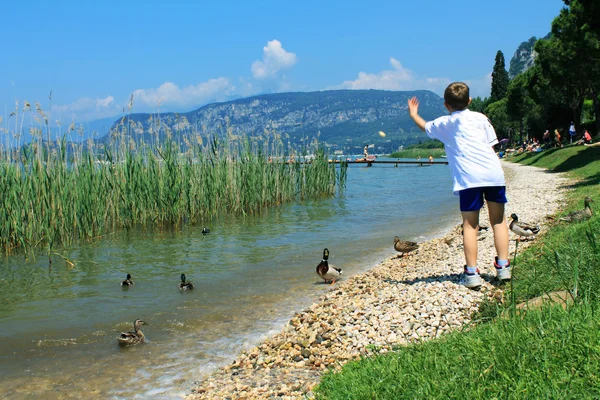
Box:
[0,158,458,399]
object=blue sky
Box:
[1,0,564,124]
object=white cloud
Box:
[334,57,451,94]
[132,78,235,108]
[96,95,114,108]
[251,40,298,79]
[335,57,494,99]
[52,96,121,121]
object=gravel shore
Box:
[186,162,569,400]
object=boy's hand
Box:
[408,97,419,116]
[408,96,426,132]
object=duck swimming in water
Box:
[179,273,194,290]
[509,213,540,241]
[121,273,134,286]
[117,319,146,346]
[316,248,342,284]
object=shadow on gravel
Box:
[383,272,508,289]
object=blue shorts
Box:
[459,186,507,212]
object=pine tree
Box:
[490,50,509,102]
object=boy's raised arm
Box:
[408,97,426,132]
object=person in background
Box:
[569,121,576,144]
[543,129,551,147]
[428,154,434,163]
[583,129,592,145]
[554,129,562,147]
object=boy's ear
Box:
[444,102,452,113]
[468,97,472,106]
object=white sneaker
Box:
[461,266,482,289]
[494,257,511,281]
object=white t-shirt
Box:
[425,109,505,194]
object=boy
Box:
[407,82,510,288]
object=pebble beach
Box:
[186,161,569,400]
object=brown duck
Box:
[393,236,419,257]
[316,248,342,284]
[560,196,594,222]
[117,319,147,346]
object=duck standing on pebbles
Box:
[179,273,194,290]
[117,319,147,346]
[560,196,594,222]
[316,248,342,284]
[509,213,540,241]
[393,236,419,257]
[121,273,134,286]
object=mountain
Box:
[102,89,446,154]
[508,33,551,79]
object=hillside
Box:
[102,89,446,154]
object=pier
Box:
[328,159,449,167]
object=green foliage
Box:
[468,96,487,113]
[485,99,515,139]
[389,148,446,159]
[490,50,509,102]
[404,139,444,149]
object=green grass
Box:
[314,144,600,399]
[389,148,446,159]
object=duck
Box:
[393,236,419,257]
[179,273,194,290]
[117,319,146,346]
[202,227,210,235]
[559,196,594,222]
[316,248,342,284]
[509,213,540,241]
[121,273,134,286]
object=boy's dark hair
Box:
[444,82,470,111]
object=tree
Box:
[468,97,487,113]
[535,1,600,133]
[485,99,515,141]
[490,51,510,102]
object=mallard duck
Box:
[117,319,146,346]
[121,273,134,286]
[509,213,540,241]
[202,227,210,235]
[316,248,342,284]
[560,196,594,222]
[179,273,194,290]
[393,236,419,257]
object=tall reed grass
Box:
[0,102,347,255]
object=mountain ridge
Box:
[103,89,446,153]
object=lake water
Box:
[0,159,459,399]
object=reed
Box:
[0,105,347,256]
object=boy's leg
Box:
[461,210,480,267]
[487,201,509,260]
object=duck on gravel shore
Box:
[393,236,419,257]
[316,248,342,284]
[509,213,540,241]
